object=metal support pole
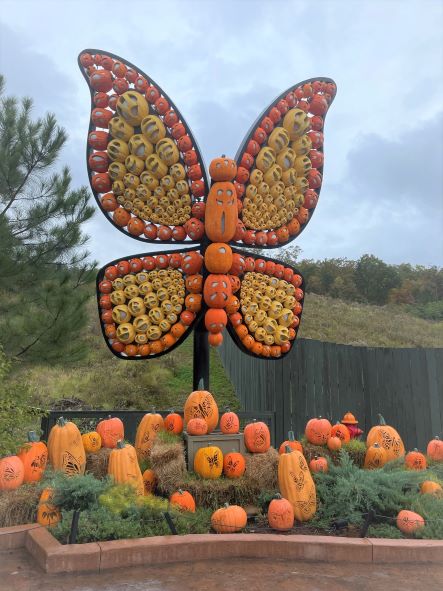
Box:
[193,315,209,391]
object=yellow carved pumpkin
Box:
[82,431,102,453]
[47,417,86,476]
[193,445,223,479]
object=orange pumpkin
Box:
[427,436,443,461]
[142,469,157,494]
[327,436,342,451]
[47,417,86,476]
[170,489,196,512]
[96,416,124,449]
[81,431,102,453]
[18,431,48,483]
[135,411,164,461]
[223,452,246,479]
[396,510,425,535]
[220,409,240,434]
[0,455,24,490]
[37,487,61,527]
[187,418,208,435]
[205,182,238,242]
[364,442,387,469]
[244,420,271,453]
[309,455,328,473]
[204,243,233,274]
[405,449,427,471]
[278,431,303,455]
[366,415,405,462]
[164,411,183,435]
[205,309,227,333]
[184,390,219,433]
[305,417,332,445]
[108,440,144,495]
[203,274,232,309]
[420,480,443,497]
[330,422,351,444]
[209,156,237,182]
[267,494,294,531]
[211,503,247,533]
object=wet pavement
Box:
[1,548,443,591]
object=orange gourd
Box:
[244,420,271,453]
[427,436,443,461]
[47,417,86,476]
[108,440,144,495]
[396,510,425,535]
[309,455,328,473]
[330,422,351,444]
[364,442,387,469]
[164,411,183,435]
[327,436,342,451]
[18,431,48,483]
[204,243,233,274]
[170,489,196,512]
[220,408,240,434]
[0,455,24,490]
[405,449,427,471]
[211,503,247,533]
[142,469,157,494]
[37,487,61,527]
[96,416,124,449]
[205,182,238,242]
[278,431,303,455]
[420,480,443,497]
[184,390,219,433]
[366,415,405,462]
[267,494,294,531]
[223,452,246,479]
[305,417,332,445]
[187,418,209,435]
[135,410,164,461]
[278,447,316,522]
[81,431,102,453]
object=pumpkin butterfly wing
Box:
[97,247,204,359]
[230,78,336,248]
[78,49,209,244]
[226,249,304,359]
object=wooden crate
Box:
[183,431,246,469]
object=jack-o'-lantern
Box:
[140,115,166,144]
[205,243,233,273]
[109,116,134,141]
[205,182,238,242]
[209,156,237,181]
[203,274,232,308]
[205,309,227,333]
[116,91,149,125]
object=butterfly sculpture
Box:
[78,49,336,362]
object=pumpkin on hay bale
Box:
[244,447,279,491]
[0,484,40,527]
[149,434,186,494]
[176,475,257,510]
[85,448,112,479]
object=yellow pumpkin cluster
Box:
[107,92,191,226]
[110,269,185,344]
[240,272,296,346]
[242,108,312,230]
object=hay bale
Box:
[86,448,111,479]
[244,447,279,491]
[180,476,257,510]
[0,484,40,527]
[303,443,366,468]
[150,437,186,494]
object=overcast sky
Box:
[1,0,442,267]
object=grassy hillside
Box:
[9,293,442,412]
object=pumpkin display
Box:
[47,417,86,476]
[0,455,24,491]
[420,480,443,497]
[267,494,294,531]
[187,418,208,435]
[366,415,405,462]
[405,449,427,471]
[244,420,271,453]
[223,451,246,479]
[220,408,240,434]
[18,431,48,483]
[396,510,425,535]
[142,469,157,494]
[278,447,316,522]
[309,455,328,473]
[170,489,196,512]
[135,411,164,461]
[211,503,247,533]
[81,431,102,453]
[330,422,351,444]
[184,390,219,433]
[108,440,144,495]
[278,431,303,455]
[96,415,124,449]
[37,487,61,527]
[193,444,223,479]
[427,436,443,461]
[364,442,387,469]
[164,411,183,435]
[326,436,342,451]
[305,417,332,445]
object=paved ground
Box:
[1,548,443,591]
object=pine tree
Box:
[0,75,96,361]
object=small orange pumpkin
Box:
[420,480,443,497]
[187,418,208,435]
[0,455,24,490]
[330,422,351,444]
[170,489,196,512]
[396,510,425,535]
[309,455,328,473]
[142,469,157,494]
[364,442,387,469]
[18,431,48,483]
[204,243,233,274]
[244,420,271,453]
[278,431,303,455]
[81,431,102,453]
[305,417,332,445]
[96,416,124,449]
[37,487,61,527]
[405,449,427,471]
[205,309,227,333]
[267,494,294,531]
[327,436,342,451]
[211,503,247,533]
[427,436,443,461]
[220,408,240,434]
[203,274,232,309]
[209,156,237,182]
[164,411,183,435]
[223,452,246,479]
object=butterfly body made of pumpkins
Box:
[79,49,336,360]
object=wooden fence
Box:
[219,338,443,451]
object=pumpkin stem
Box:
[314,455,319,460]
[178,488,183,495]
[116,440,125,449]
[274,493,282,499]
[378,414,386,426]
[56,416,67,427]
[223,502,230,508]
[285,445,292,454]
[27,431,39,442]
[288,430,295,442]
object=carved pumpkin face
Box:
[203,274,232,309]
[205,183,238,242]
[223,451,245,478]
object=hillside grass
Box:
[8,293,442,412]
